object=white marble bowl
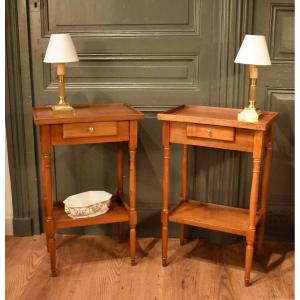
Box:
[63,191,112,219]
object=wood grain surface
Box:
[53,198,129,229]
[51,121,129,146]
[170,122,254,153]
[34,104,143,275]
[33,103,144,125]
[6,235,294,300]
[158,105,278,285]
[157,105,278,131]
[186,123,235,142]
[62,121,118,139]
[169,200,261,236]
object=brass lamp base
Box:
[52,97,74,113]
[52,104,74,112]
[237,106,262,122]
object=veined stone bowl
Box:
[63,191,112,219]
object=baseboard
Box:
[5,216,13,236]
[13,217,33,236]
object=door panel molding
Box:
[44,54,200,90]
[41,0,201,37]
[269,3,295,64]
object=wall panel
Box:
[269,3,294,63]
[6,0,294,240]
[44,54,199,89]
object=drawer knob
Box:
[207,129,212,136]
[88,127,94,133]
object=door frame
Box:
[6,0,41,235]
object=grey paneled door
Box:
[29,0,221,106]
[26,0,294,238]
[28,0,227,235]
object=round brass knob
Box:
[88,127,94,133]
[207,129,212,136]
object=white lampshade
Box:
[234,35,271,65]
[44,33,79,63]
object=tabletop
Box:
[33,103,144,125]
[157,105,278,131]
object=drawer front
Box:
[63,121,117,139]
[186,123,235,141]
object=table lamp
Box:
[234,35,271,122]
[44,33,79,112]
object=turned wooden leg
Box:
[129,121,137,265]
[46,217,57,277]
[44,220,49,252]
[245,236,254,287]
[244,131,263,286]
[46,235,49,252]
[130,223,136,265]
[117,142,123,198]
[117,142,124,243]
[162,217,168,267]
[244,157,261,286]
[256,137,273,257]
[180,144,188,246]
[129,158,137,265]
[162,122,170,267]
[41,126,57,276]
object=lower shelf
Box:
[53,196,129,229]
[169,200,261,236]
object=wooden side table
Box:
[157,105,278,286]
[33,103,144,276]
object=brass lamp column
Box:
[55,63,73,112]
[235,35,271,122]
[44,33,79,112]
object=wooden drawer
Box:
[186,123,235,141]
[63,121,117,139]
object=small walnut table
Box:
[157,105,278,286]
[33,103,144,276]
